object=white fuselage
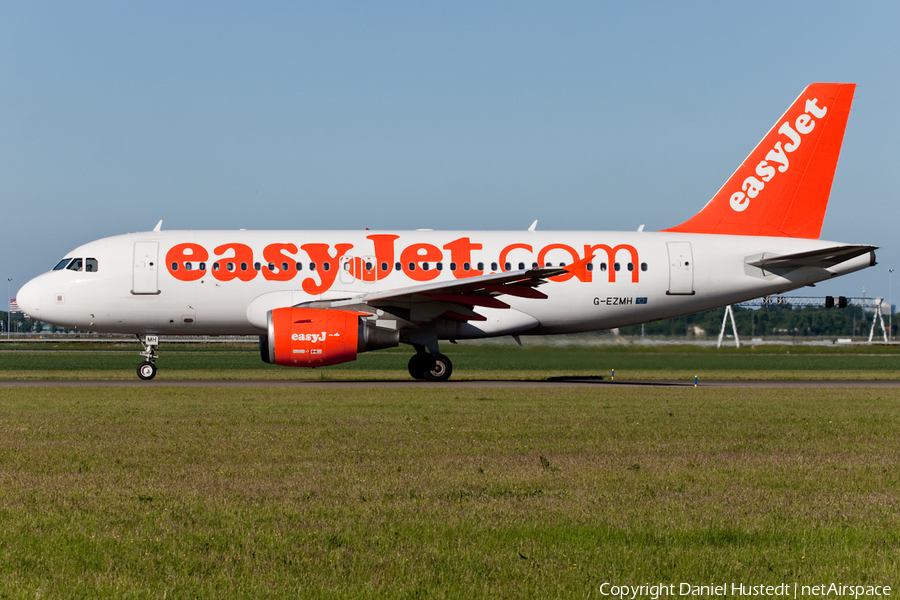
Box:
[16,229,873,339]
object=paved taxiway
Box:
[2,379,900,388]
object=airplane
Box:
[15,83,875,382]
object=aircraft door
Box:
[339,256,377,284]
[133,242,160,295]
[340,257,355,284]
[666,242,694,295]
[361,256,376,283]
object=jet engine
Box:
[259,307,399,367]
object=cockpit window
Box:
[85,258,98,272]
[66,258,83,272]
[53,258,72,270]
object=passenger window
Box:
[518,262,525,270]
[504,262,511,271]
[532,263,538,268]
[491,262,497,271]
[185,263,192,271]
[241,263,248,271]
[227,262,235,271]
[422,262,430,271]
[381,262,388,271]
[343,262,351,271]
[627,263,634,271]
[587,263,594,272]
[295,262,303,271]
[600,263,607,271]
[395,262,401,271]
[365,261,373,270]
[436,263,443,271]
[171,262,178,271]
[282,262,288,272]
[53,258,71,271]
[310,263,316,271]
[213,263,220,271]
[641,263,648,272]
[323,263,330,271]
[450,262,457,271]
[199,262,205,271]
[66,258,83,271]
[477,262,483,271]
[254,262,261,271]
[463,262,470,271]
[408,262,416,271]
[614,263,620,271]
[85,258,99,272]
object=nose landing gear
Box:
[137,334,159,380]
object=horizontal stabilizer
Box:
[747,245,876,270]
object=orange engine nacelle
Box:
[260,307,399,367]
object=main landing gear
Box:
[137,334,159,380]
[407,352,453,382]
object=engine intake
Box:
[259,307,399,367]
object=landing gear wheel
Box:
[408,353,435,380]
[137,361,157,381]
[423,353,453,382]
[137,334,160,381]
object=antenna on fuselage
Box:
[527,220,538,232]
[153,220,162,232]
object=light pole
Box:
[5,278,10,340]
[889,269,894,341]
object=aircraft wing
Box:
[299,255,593,323]
[300,267,560,322]
[747,245,877,270]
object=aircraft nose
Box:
[15,278,41,319]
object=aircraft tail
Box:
[663,83,856,238]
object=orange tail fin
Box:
[663,83,855,238]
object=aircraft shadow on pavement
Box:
[545,376,692,387]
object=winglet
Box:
[663,83,856,239]
[563,251,595,281]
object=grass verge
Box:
[0,386,897,597]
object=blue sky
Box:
[3,2,899,305]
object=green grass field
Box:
[1,341,899,380]
[0,385,898,597]
[1,344,898,596]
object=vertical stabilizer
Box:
[663,83,855,238]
